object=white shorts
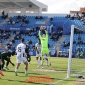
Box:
[16,54,27,63]
[36,54,42,57]
[44,55,48,58]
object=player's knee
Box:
[24,62,28,66]
[17,63,20,67]
[26,61,28,66]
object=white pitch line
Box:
[49,77,68,85]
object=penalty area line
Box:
[49,77,68,85]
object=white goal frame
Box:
[67,25,74,78]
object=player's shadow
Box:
[5,70,43,76]
[1,78,25,83]
[1,78,44,85]
[24,82,44,85]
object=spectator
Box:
[50,24,54,32]
[50,17,53,21]
[2,11,4,16]
[31,27,35,32]
[21,22,26,27]
[76,51,80,58]
[15,19,19,23]
[29,40,32,44]
[62,42,67,47]
[59,30,63,37]
[36,26,40,31]
[25,19,29,24]
[76,50,83,58]
[9,40,13,46]
[12,21,15,24]
[78,35,81,40]
[5,13,8,19]
[65,14,70,18]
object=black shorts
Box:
[27,54,30,58]
[11,51,15,56]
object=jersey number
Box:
[18,47,21,52]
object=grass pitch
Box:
[0,56,81,85]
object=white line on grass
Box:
[49,77,68,85]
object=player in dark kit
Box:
[2,51,15,70]
[25,44,31,64]
[0,43,7,76]
[2,45,15,70]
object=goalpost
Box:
[67,25,74,78]
[67,25,85,78]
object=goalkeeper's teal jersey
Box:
[38,30,48,48]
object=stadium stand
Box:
[0,0,85,58]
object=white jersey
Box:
[16,43,26,55]
[16,43,27,63]
[35,43,41,54]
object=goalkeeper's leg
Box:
[41,54,44,68]
[47,54,51,66]
[41,49,51,68]
[44,49,51,66]
[44,54,49,66]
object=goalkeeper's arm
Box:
[45,30,48,39]
[38,30,42,40]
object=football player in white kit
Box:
[35,39,42,67]
[15,38,28,76]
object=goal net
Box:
[67,25,85,78]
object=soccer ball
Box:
[40,26,45,30]
[40,26,43,30]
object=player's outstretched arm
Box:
[45,30,48,39]
[38,30,42,40]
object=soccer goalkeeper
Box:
[38,26,51,68]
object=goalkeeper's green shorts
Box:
[41,48,49,55]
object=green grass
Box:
[0,56,82,85]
